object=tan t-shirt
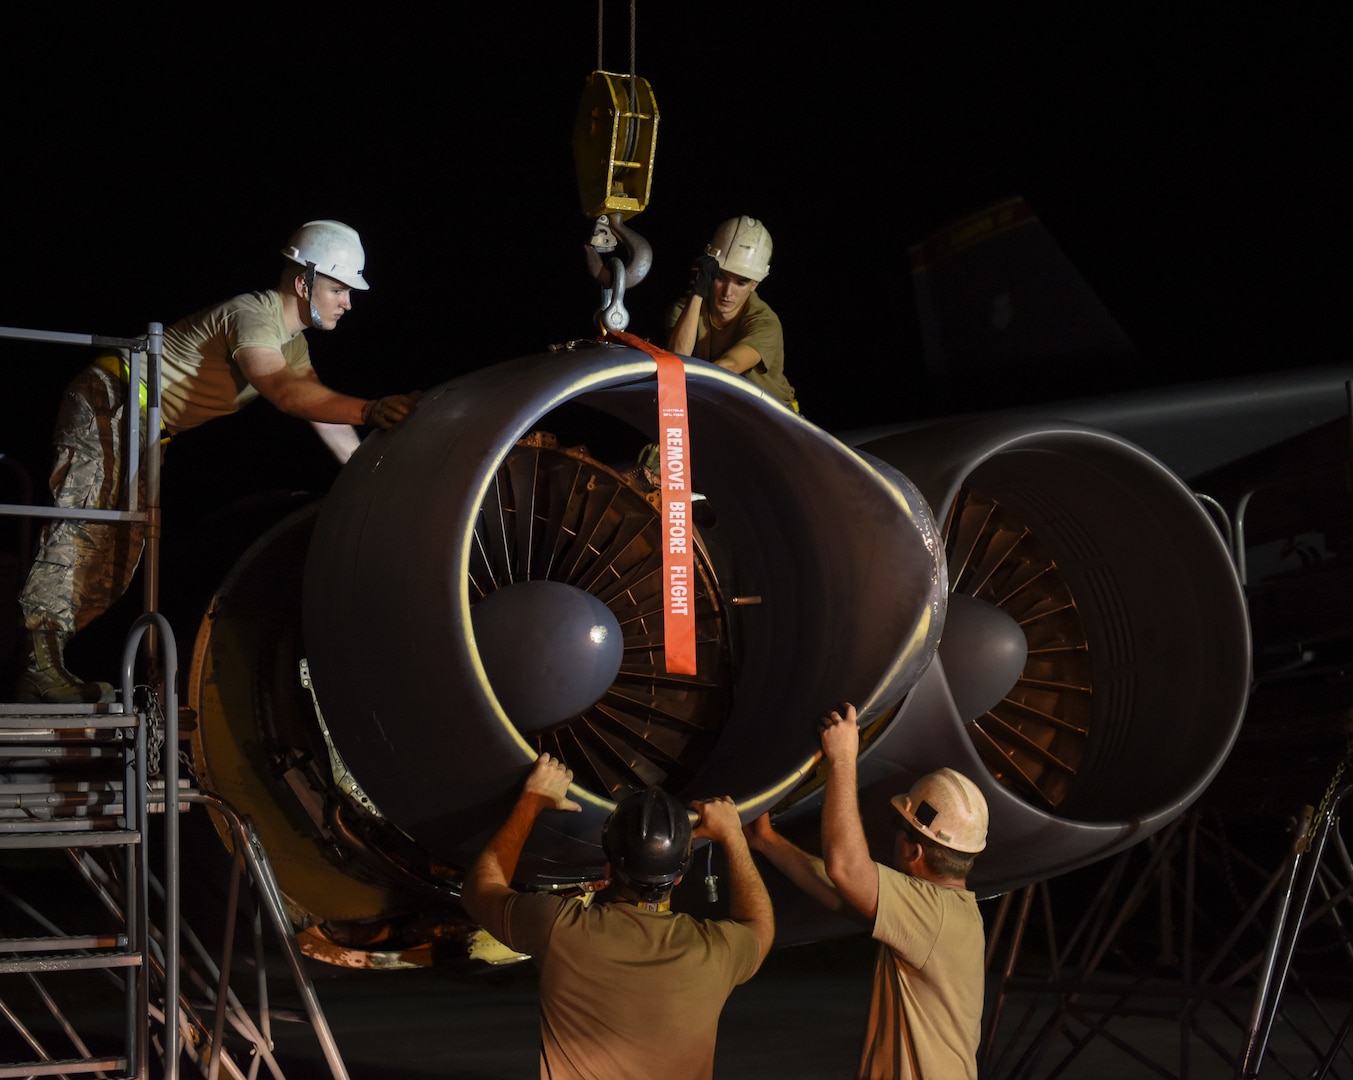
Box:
[859,865,985,1079]
[501,891,763,1080]
[159,289,312,434]
[665,292,797,408]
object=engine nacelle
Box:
[187,348,1250,963]
[851,419,1251,895]
[299,347,944,878]
[191,346,945,961]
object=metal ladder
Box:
[1,324,349,1078]
[0,691,150,1077]
[1,323,162,1079]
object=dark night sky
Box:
[2,4,1348,500]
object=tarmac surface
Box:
[8,813,1353,1078]
[5,897,1350,1078]
[259,931,1353,1079]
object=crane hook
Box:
[585,214,653,334]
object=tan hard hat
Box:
[891,768,989,853]
[705,216,772,281]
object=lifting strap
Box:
[604,330,697,676]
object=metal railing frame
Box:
[0,323,165,620]
[2,323,347,1078]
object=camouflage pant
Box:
[18,364,146,634]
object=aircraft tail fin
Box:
[910,197,1137,406]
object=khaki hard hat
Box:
[891,768,989,853]
[281,219,370,291]
[705,216,772,281]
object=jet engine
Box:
[187,345,1250,964]
[848,419,1251,895]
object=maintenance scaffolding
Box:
[0,322,348,1079]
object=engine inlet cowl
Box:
[299,347,947,881]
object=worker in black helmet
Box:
[462,753,774,1080]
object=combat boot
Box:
[14,629,116,704]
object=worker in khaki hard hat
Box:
[13,219,421,705]
[665,215,799,412]
[746,704,989,1079]
[462,755,774,1079]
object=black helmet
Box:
[602,787,693,890]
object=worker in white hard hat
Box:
[746,703,989,1079]
[665,216,798,412]
[14,220,421,704]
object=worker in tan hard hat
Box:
[746,703,989,1079]
[665,216,799,412]
[13,220,421,704]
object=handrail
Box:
[0,322,163,530]
[121,612,177,1078]
[0,321,165,665]
[0,325,151,349]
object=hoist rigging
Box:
[574,0,658,334]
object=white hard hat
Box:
[706,216,772,281]
[891,768,989,853]
[281,220,370,290]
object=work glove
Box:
[361,391,422,429]
[688,254,720,301]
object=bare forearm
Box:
[722,837,775,961]
[463,755,581,937]
[462,794,547,922]
[714,343,762,375]
[667,299,702,355]
[754,832,844,912]
[267,379,368,425]
[821,758,878,914]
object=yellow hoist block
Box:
[573,71,659,221]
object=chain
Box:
[136,683,167,778]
